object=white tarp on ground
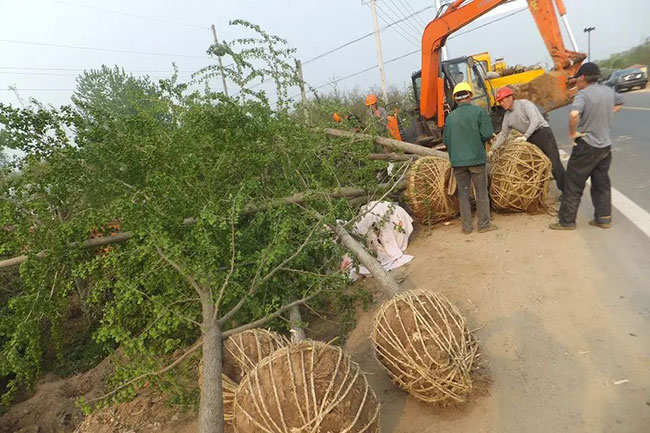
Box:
[343,201,414,279]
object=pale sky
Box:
[0,0,648,109]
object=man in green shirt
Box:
[443,82,497,234]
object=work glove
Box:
[514,136,527,143]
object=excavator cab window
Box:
[442,57,491,112]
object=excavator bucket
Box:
[509,70,578,113]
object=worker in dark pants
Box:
[550,62,624,230]
[443,82,497,234]
[491,86,566,193]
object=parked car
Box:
[605,68,648,92]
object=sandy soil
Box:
[4,211,649,433]
[345,212,650,433]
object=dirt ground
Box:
[345,212,650,433]
[3,211,649,433]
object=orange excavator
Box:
[405,0,587,146]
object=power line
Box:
[374,5,419,47]
[449,7,527,39]
[295,6,529,96]
[302,4,435,65]
[0,39,212,60]
[0,71,193,78]
[397,0,428,27]
[0,66,193,73]
[0,88,74,92]
[383,0,422,36]
[52,0,208,31]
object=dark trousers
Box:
[454,165,491,231]
[528,126,566,192]
[558,138,612,226]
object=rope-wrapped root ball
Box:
[222,328,289,383]
[489,139,552,212]
[406,156,459,224]
[234,340,381,433]
[372,289,480,404]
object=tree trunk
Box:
[289,305,306,342]
[324,128,448,159]
[332,222,401,297]
[199,297,224,433]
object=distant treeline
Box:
[598,37,650,70]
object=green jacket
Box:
[442,102,494,167]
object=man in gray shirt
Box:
[550,62,624,230]
[491,86,566,192]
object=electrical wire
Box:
[0,66,193,73]
[302,4,435,65]
[292,6,529,97]
[0,39,213,60]
[52,0,208,31]
[384,0,423,36]
[374,5,419,47]
[397,0,428,27]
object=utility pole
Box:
[210,24,229,97]
[369,0,388,104]
[584,26,595,62]
[295,59,310,123]
[435,0,449,60]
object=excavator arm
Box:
[420,0,586,122]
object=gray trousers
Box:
[454,165,491,231]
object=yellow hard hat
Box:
[452,82,473,96]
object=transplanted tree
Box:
[0,20,389,433]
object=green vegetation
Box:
[598,37,650,70]
[0,20,390,425]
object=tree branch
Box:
[155,245,207,298]
[218,218,322,326]
[85,337,203,404]
[222,288,323,339]
[214,209,237,320]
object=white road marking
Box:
[621,106,650,112]
[557,149,650,239]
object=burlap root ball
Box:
[234,340,381,433]
[372,289,480,404]
[489,139,551,212]
[222,328,289,383]
[406,156,459,225]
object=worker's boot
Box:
[549,222,576,230]
[588,219,611,229]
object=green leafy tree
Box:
[0,20,388,433]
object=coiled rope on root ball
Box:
[372,289,480,404]
[490,139,551,212]
[406,156,459,225]
[234,340,380,433]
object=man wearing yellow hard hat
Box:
[443,82,497,234]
